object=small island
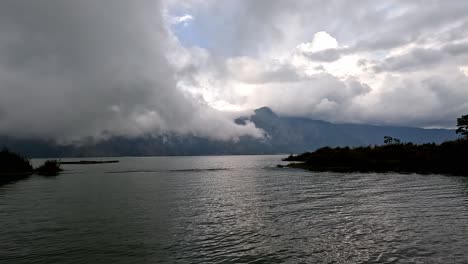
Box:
[281,115,468,176]
[60,160,119,165]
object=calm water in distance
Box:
[1,155,468,263]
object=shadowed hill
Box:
[239,107,459,153]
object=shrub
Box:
[35,160,62,176]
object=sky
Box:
[1,0,468,143]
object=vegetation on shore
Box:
[282,139,468,176]
[0,148,62,182]
[35,160,62,176]
[0,148,34,175]
[281,115,468,176]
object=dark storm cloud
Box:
[0,0,261,142]
[2,0,468,139]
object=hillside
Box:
[0,107,459,157]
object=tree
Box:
[384,136,401,145]
[384,136,393,144]
[456,114,468,137]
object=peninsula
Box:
[281,115,468,176]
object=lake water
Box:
[1,155,468,263]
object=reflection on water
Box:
[1,155,468,263]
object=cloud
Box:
[301,49,343,62]
[373,41,468,73]
[297,32,339,53]
[225,57,302,84]
[1,0,468,145]
[165,0,468,128]
[296,31,345,62]
[242,74,373,122]
[374,48,445,73]
[443,42,468,56]
[167,14,194,26]
[362,71,468,127]
[0,0,263,143]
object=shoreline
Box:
[280,139,468,177]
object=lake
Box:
[1,155,468,263]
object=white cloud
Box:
[164,0,468,128]
[297,31,339,53]
[168,14,194,26]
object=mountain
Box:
[235,107,458,153]
[0,107,459,157]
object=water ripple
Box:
[1,156,468,263]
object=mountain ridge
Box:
[0,107,459,158]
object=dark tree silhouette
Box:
[384,136,393,144]
[456,114,468,137]
[0,148,33,174]
[35,160,62,176]
[384,136,401,145]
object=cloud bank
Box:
[0,0,262,142]
[1,0,468,144]
[167,0,468,128]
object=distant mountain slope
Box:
[0,107,459,157]
[248,106,458,151]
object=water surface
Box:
[1,155,468,263]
